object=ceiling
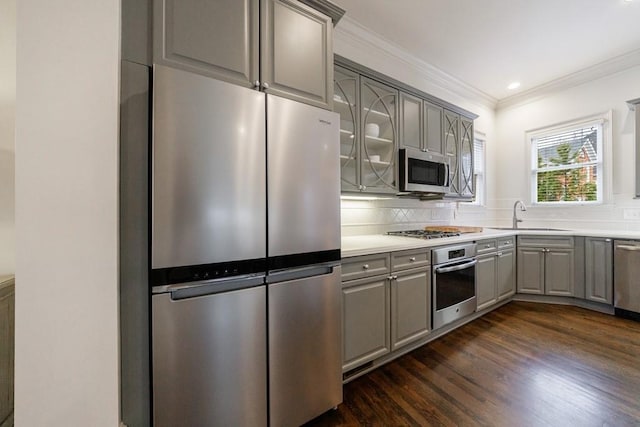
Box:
[332,0,640,101]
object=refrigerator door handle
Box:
[267,262,341,284]
[153,274,266,300]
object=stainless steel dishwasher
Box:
[614,240,640,320]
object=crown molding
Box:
[334,16,498,110]
[497,48,640,111]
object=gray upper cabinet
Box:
[334,57,475,196]
[444,110,460,195]
[154,0,259,88]
[399,92,423,152]
[334,68,399,193]
[334,66,360,192]
[261,0,333,109]
[400,93,444,156]
[459,117,474,198]
[360,77,398,193]
[585,237,613,304]
[154,0,333,109]
[444,110,474,199]
[424,101,444,154]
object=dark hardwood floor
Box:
[306,302,640,426]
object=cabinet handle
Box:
[497,252,503,256]
[362,264,369,270]
[605,239,611,242]
[253,80,260,88]
[262,82,270,89]
[409,257,416,262]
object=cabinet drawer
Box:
[342,253,390,282]
[391,249,430,271]
[518,236,574,248]
[476,239,497,254]
[498,236,515,249]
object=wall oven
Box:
[399,148,449,194]
[432,243,477,329]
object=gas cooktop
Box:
[386,229,461,239]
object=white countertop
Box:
[342,228,640,258]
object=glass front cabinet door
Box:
[334,67,398,194]
[334,66,360,192]
[360,77,398,193]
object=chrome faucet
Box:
[513,200,527,229]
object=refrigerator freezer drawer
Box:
[152,285,267,427]
[268,265,342,427]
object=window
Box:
[472,137,485,205]
[530,118,607,204]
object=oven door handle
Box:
[435,259,477,274]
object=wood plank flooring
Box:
[306,302,640,426]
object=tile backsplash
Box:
[341,194,640,236]
[340,197,458,236]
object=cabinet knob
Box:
[262,82,270,90]
[253,80,260,88]
[409,257,416,262]
[605,239,611,242]
[362,264,369,270]
[362,185,367,191]
[497,252,503,256]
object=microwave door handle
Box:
[435,259,477,274]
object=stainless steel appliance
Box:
[614,240,640,320]
[266,95,342,427]
[432,243,477,329]
[150,65,342,427]
[398,148,449,194]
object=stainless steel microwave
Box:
[398,148,449,194]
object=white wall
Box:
[491,66,640,230]
[15,0,120,425]
[0,0,16,274]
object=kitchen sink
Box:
[489,227,568,231]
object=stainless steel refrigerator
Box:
[150,65,341,427]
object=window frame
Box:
[526,112,612,206]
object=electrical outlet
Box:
[623,209,640,220]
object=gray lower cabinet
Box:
[391,267,431,350]
[342,275,390,371]
[476,253,497,310]
[342,249,430,372]
[585,237,613,304]
[517,236,575,296]
[154,0,333,109]
[399,92,444,155]
[476,237,515,311]
[497,249,516,301]
[517,247,545,294]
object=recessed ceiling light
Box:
[507,82,521,90]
